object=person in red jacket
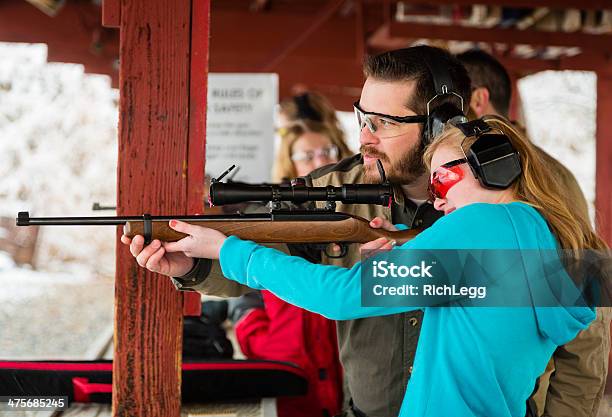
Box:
[233,291,343,417]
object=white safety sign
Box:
[206,73,278,183]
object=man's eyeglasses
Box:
[291,146,339,163]
[353,102,428,139]
[428,158,467,201]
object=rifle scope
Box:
[209,182,393,206]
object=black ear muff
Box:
[420,48,467,145]
[426,102,468,144]
[466,134,522,189]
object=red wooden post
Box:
[101,0,120,28]
[107,0,210,415]
[595,74,612,393]
[595,74,612,246]
[183,0,211,317]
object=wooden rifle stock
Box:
[123,213,420,244]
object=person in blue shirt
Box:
[125,115,607,417]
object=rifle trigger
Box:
[325,243,348,259]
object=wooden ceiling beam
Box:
[102,0,120,28]
[496,55,612,77]
[389,21,612,52]
[211,54,364,86]
[0,0,119,85]
[210,9,356,60]
[494,52,612,76]
[258,0,348,71]
[372,0,611,10]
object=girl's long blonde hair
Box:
[423,115,608,252]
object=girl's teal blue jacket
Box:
[218,202,595,417]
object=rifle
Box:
[16,165,421,255]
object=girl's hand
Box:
[329,216,398,256]
[368,216,398,232]
[120,234,195,277]
[360,217,398,258]
[162,220,228,260]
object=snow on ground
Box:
[0,250,94,302]
[0,251,114,359]
[0,42,118,276]
[0,42,117,359]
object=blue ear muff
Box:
[466,134,522,189]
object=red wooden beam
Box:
[596,74,612,393]
[209,8,364,110]
[494,53,612,77]
[389,21,612,53]
[113,0,195,415]
[183,0,211,317]
[595,74,612,246]
[102,0,120,28]
[355,0,365,64]
[382,0,610,10]
[368,23,412,51]
[212,54,363,83]
[259,0,350,71]
[211,54,364,107]
[187,0,210,227]
[370,25,612,75]
[211,9,357,62]
[0,0,119,85]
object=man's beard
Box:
[360,144,426,184]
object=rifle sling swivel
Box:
[143,213,153,245]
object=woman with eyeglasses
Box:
[273,119,352,182]
[145,114,606,417]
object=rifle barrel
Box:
[17,212,139,226]
[16,211,351,227]
[16,211,420,245]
